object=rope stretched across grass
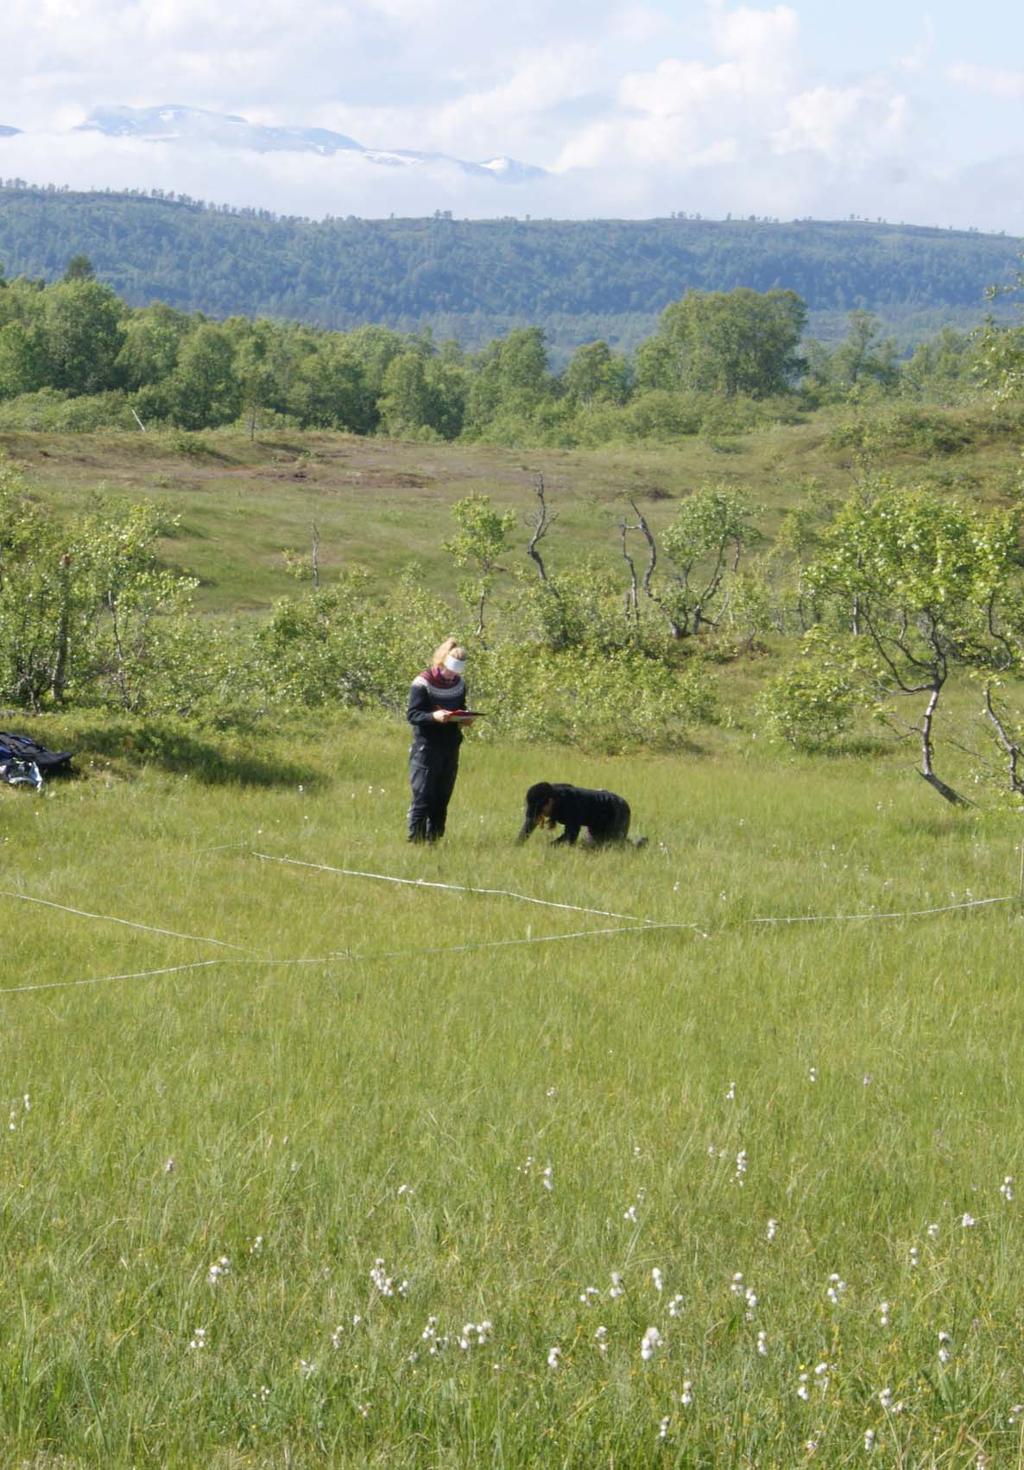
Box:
[0,922,681,996]
[0,861,1017,998]
[256,851,1018,930]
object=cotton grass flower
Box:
[961,1212,977,1228]
[756,1330,768,1356]
[826,1273,846,1306]
[938,1331,953,1365]
[207,1256,230,1286]
[766,1217,778,1242]
[369,1258,409,1298]
[1000,1176,1014,1202]
[187,1327,207,1351]
[547,1345,562,1370]
[864,1428,876,1452]
[651,1267,663,1294]
[680,1381,693,1407]
[420,1317,450,1355]
[609,1272,625,1300]
[658,1416,671,1440]
[668,1294,684,1317]
[594,1326,608,1354]
[640,1326,662,1362]
[457,1321,491,1350]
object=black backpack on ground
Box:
[0,732,74,775]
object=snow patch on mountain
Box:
[78,105,364,156]
[74,105,544,182]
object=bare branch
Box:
[618,518,640,624]
[526,474,557,583]
[627,499,657,597]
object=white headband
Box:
[443,654,466,674]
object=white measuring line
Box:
[0,923,686,998]
[334,919,696,961]
[0,888,258,953]
[0,958,224,996]
[750,894,1015,925]
[0,868,1014,1001]
[252,851,657,925]
[254,851,1017,934]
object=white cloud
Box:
[947,62,1024,101]
[896,14,935,74]
[773,83,910,160]
[710,2,799,74]
[429,46,599,155]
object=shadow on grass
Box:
[74,721,324,789]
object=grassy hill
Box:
[0,185,1020,356]
[2,402,1019,613]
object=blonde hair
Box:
[431,637,465,668]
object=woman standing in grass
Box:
[406,638,475,842]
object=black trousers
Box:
[408,741,460,841]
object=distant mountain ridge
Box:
[67,104,545,181]
[0,183,1019,357]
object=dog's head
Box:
[517,782,557,841]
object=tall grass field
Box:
[3,714,1023,1466]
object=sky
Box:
[1,0,1023,230]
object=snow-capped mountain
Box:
[72,105,546,182]
[77,105,363,156]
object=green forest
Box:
[0,182,1020,355]
[0,252,1019,445]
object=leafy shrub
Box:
[0,389,137,431]
[161,430,217,459]
[475,644,716,752]
[827,409,974,457]
[758,641,861,750]
[0,469,200,711]
[253,569,449,712]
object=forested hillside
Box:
[0,183,1019,355]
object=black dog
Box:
[517,782,644,847]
